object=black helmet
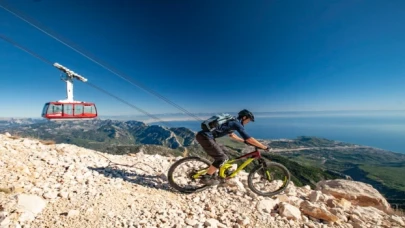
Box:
[238,109,255,122]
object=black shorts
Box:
[196,132,229,168]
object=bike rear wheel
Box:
[167,156,212,193]
[247,162,291,197]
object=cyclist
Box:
[195,109,269,185]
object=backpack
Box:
[201,113,235,132]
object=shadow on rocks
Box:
[87,166,176,193]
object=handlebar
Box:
[244,141,270,151]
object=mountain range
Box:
[0,119,196,150]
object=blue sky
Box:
[1,0,405,118]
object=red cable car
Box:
[41,63,98,120]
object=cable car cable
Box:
[85,82,170,125]
[0,2,204,122]
[0,33,53,65]
[0,33,172,127]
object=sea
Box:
[150,113,405,154]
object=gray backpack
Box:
[201,113,235,132]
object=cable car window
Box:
[84,105,96,114]
[48,104,62,114]
[63,104,73,115]
[42,104,49,116]
[74,104,84,115]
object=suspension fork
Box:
[258,158,272,181]
[258,158,267,166]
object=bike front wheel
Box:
[167,156,212,193]
[247,162,291,197]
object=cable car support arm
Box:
[53,63,87,103]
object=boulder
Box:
[316,179,391,213]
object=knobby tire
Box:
[247,162,291,197]
[167,156,212,194]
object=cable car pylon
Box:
[41,63,98,120]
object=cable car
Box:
[41,63,98,120]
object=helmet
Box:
[238,109,255,122]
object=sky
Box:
[1,0,405,118]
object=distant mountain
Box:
[0,118,46,130]
[0,119,196,150]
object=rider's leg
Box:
[200,156,228,185]
[195,133,228,185]
[209,143,229,174]
[206,165,217,175]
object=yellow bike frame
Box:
[192,149,264,180]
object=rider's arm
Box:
[232,121,268,150]
[245,137,268,150]
[228,132,245,142]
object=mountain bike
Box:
[167,144,291,197]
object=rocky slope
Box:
[1,133,404,228]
